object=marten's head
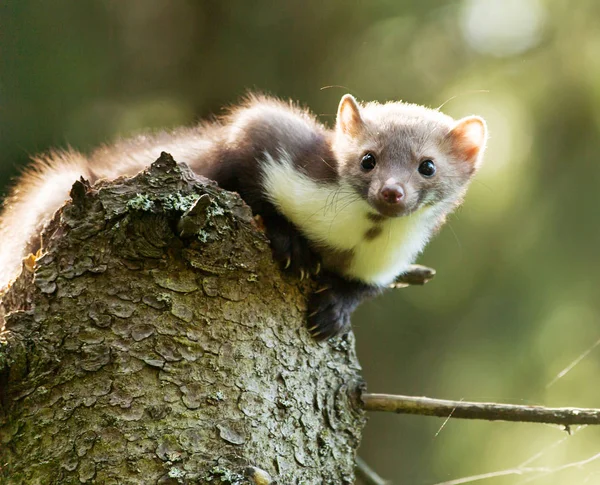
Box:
[332,94,487,218]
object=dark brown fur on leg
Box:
[307,272,381,340]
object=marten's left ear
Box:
[336,94,364,137]
[448,116,487,168]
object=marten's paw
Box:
[267,221,321,279]
[306,289,351,341]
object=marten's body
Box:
[0,94,487,339]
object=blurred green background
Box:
[3,1,600,483]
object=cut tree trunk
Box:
[0,153,366,485]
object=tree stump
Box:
[0,153,366,484]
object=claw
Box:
[284,257,291,269]
[300,269,305,281]
[314,262,321,275]
[314,286,330,294]
[308,311,319,318]
[253,214,266,231]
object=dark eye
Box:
[418,159,436,177]
[361,153,377,171]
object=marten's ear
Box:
[336,94,364,136]
[448,116,487,168]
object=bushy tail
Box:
[0,125,221,291]
[0,149,92,290]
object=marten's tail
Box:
[0,149,91,290]
[0,126,221,291]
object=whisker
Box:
[318,157,335,171]
[436,90,490,111]
[332,186,345,213]
[320,84,354,92]
[331,187,357,213]
[446,221,462,251]
[323,186,340,215]
[324,186,343,215]
[302,186,357,224]
[333,191,358,211]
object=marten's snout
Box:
[371,179,411,217]
[380,183,405,205]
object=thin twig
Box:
[355,456,389,485]
[361,393,600,426]
[429,450,600,485]
[546,337,600,388]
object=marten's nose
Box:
[380,184,405,204]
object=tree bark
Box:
[0,153,366,484]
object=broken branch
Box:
[361,393,600,426]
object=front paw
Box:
[306,288,351,341]
[267,223,320,279]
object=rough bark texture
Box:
[0,154,366,484]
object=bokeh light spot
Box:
[460,0,546,57]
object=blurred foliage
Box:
[3,0,600,483]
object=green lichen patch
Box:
[127,193,156,211]
[206,466,247,484]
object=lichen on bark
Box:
[0,153,366,484]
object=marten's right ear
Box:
[336,94,364,136]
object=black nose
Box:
[380,184,405,204]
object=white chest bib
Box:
[261,153,437,285]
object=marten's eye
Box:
[361,153,377,171]
[418,159,436,177]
